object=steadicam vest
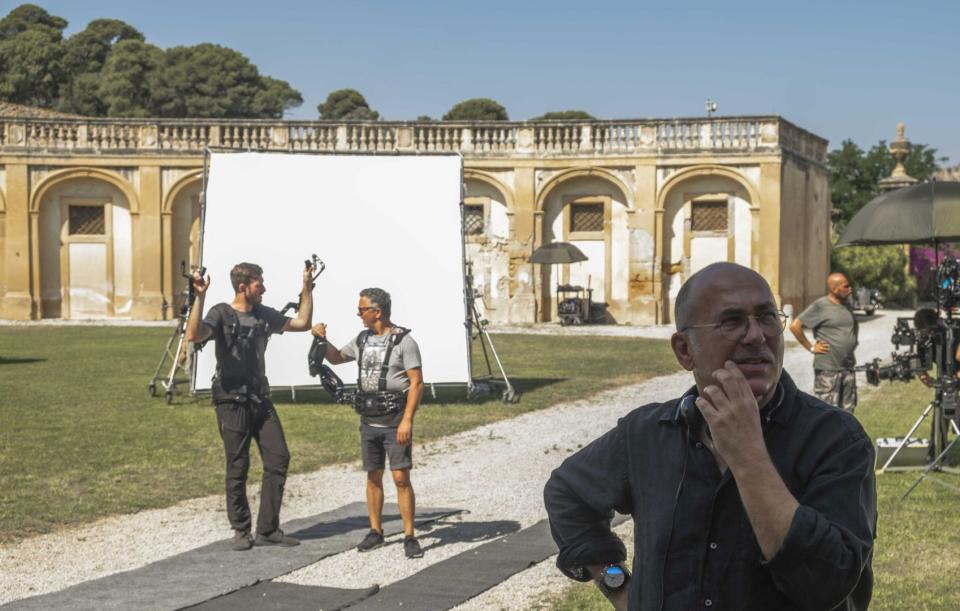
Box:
[351,326,410,417]
[210,304,273,403]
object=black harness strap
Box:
[215,303,271,390]
[356,326,411,393]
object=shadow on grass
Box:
[0,356,46,365]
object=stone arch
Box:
[30,169,137,319]
[463,169,515,214]
[31,167,140,214]
[463,170,515,323]
[162,171,203,214]
[656,165,759,211]
[654,164,760,324]
[536,167,634,213]
[534,168,634,322]
[162,171,204,316]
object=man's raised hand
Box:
[192,271,210,296]
[695,361,765,469]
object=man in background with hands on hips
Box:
[789,272,859,412]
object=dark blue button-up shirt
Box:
[544,371,876,610]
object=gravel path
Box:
[0,311,903,609]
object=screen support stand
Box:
[464,261,520,404]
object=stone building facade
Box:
[0,112,830,324]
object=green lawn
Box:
[540,381,960,611]
[0,326,679,543]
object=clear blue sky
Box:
[6,0,959,164]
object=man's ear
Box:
[671,332,695,371]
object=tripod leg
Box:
[881,402,934,473]
[901,434,960,501]
[165,323,188,394]
[477,323,519,403]
[470,300,494,378]
[149,322,182,396]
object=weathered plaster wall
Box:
[779,157,830,313]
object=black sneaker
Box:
[403,536,423,559]
[357,529,384,552]
[231,530,253,551]
[254,528,300,547]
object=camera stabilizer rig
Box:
[148,261,206,404]
[271,254,326,402]
[280,254,326,318]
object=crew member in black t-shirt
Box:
[186,261,314,551]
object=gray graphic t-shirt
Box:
[798,296,859,371]
[341,328,422,426]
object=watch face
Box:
[603,565,626,589]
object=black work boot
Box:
[254,528,300,547]
[357,529,384,552]
[231,529,253,551]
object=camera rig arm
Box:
[280,254,326,317]
[307,334,353,403]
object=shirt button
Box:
[705,599,713,607]
[695,442,704,449]
[709,542,718,550]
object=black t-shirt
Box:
[202,303,289,391]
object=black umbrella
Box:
[529,241,589,264]
[836,181,960,246]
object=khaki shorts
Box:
[814,369,857,412]
[360,423,412,472]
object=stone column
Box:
[132,165,164,319]
[759,162,783,303]
[1,164,34,319]
[628,162,658,324]
[509,166,537,323]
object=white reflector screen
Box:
[194,152,467,390]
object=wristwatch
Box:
[595,563,630,596]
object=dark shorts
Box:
[360,423,412,472]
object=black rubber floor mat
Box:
[2,502,460,611]
[345,519,558,610]
[187,582,380,611]
[347,512,630,611]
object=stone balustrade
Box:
[0,115,827,163]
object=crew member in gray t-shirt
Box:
[311,287,425,559]
[789,272,859,411]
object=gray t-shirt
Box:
[341,328,422,426]
[798,296,859,371]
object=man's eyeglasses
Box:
[357,306,379,315]
[680,311,788,339]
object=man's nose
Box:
[740,316,766,343]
